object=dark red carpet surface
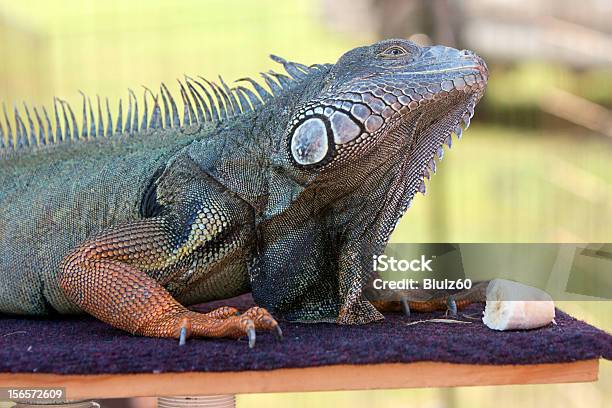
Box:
[1,294,610,374]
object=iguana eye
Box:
[379,45,408,58]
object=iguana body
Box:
[0,39,488,345]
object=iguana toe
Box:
[445,295,458,317]
[241,306,283,343]
[274,325,283,341]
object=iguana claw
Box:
[274,325,283,341]
[247,327,256,348]
[400,297,411,317]
[445,295,458,317]
[179,325,188,346]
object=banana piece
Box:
[482,279,555,331]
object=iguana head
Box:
[288,38,487,167]
[286,38,487,237]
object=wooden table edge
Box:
[0,359,599,400]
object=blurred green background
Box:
[0,0,610,407]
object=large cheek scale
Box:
[290,118,329,165]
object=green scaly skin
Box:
[0,39,488,345]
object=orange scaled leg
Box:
[58,218,281,347]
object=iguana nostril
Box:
[460,50,488,78]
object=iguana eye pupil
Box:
[290,118,329,165]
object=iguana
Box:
[0,39,488,347]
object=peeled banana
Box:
[482,279,555,331]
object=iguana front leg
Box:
[60,219,278,346]
[58,218,280,346]
[58,167,281,347]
